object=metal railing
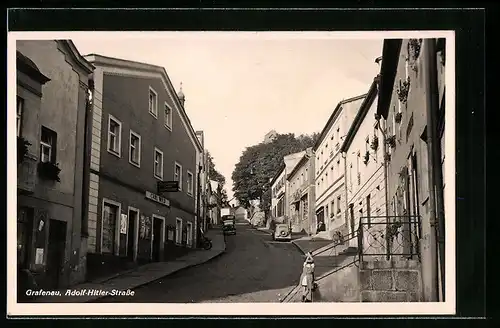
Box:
[357,215,421,262]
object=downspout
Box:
[422,38,440,302]
[81,76,93,238]
[342,152,349,234]
[196,163,202,247]
[376,115,391,260]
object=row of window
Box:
[316,127,341,174]
[101,199,194,255]
[316,159,342,195]
[290,166,310,194]
[148,86,173,130]
[107,114,194,196]
[324,195,343,219]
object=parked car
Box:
[273,223,291,241]
[222,215,236,235]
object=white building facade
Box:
[313,95,366,239]
[270,165,286,221]
[341,78,387,248]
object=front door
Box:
[127,210,137,261]
[152,218,162,262]
[46,219,67,288]
[17,207,33,268]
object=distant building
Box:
[270,164,286,220]
[83,54,203,280]
[287,148,316,234]
[209,180,221,225]
[234,206,247,221]
[263,130,278,144]
[313,94,366,239]
[16,40,93,289]
[269,150,306,226]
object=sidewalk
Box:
[292,236,334,255]
[35,228,226,303]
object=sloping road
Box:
[95,219,304,303]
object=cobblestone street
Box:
[95,219,304,303]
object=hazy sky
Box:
[72,32,383,201]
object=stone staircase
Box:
[281,245,359,302]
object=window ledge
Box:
[149,111,158,119]
[154,174,163,181]
[164,124,172,131]
[107,149,121,158]
[129,160,141,168]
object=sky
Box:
[72,32,383,202]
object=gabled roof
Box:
[313,94,367,151]
[287,153,311,181]
[59,40,94,74]
[377,39,403,119]
[340,76,380,152]
[84,54,203,153]
[287,147,313,181]
[270,162,286,187]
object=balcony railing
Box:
[17,154,38,193]
[357,215,421,262]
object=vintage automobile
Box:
[273,223,292,241]
[222,215,236,235]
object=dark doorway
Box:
[17,207,34,268]
[46,219,67,289]
[316,209,324,233]
[127,210,137,261]
[152,218,163,262]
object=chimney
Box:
[177,82,185,107]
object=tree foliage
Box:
[206,151,226,187]
[231,132,320,210]
[206,151,230,207]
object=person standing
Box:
[300,252,315,302]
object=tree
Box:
[231,132,319,212]
[206,151,226,187]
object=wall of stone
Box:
[359,260,422,302]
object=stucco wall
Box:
[383,39,446,302]
[345,96,388,248]
[285,255,360,302]
[17,40,90,287]
[17,40,79,195]
[314,98,365,235]
[288,155,315,233]
[101,73,197,211]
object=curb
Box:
[88,243,227,303]
[81,233,226,303]
[250,224,273,235]
[291,240,307,255]
[87,249,226,303]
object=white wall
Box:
[345,95,387,245]
[314,97,365,236]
